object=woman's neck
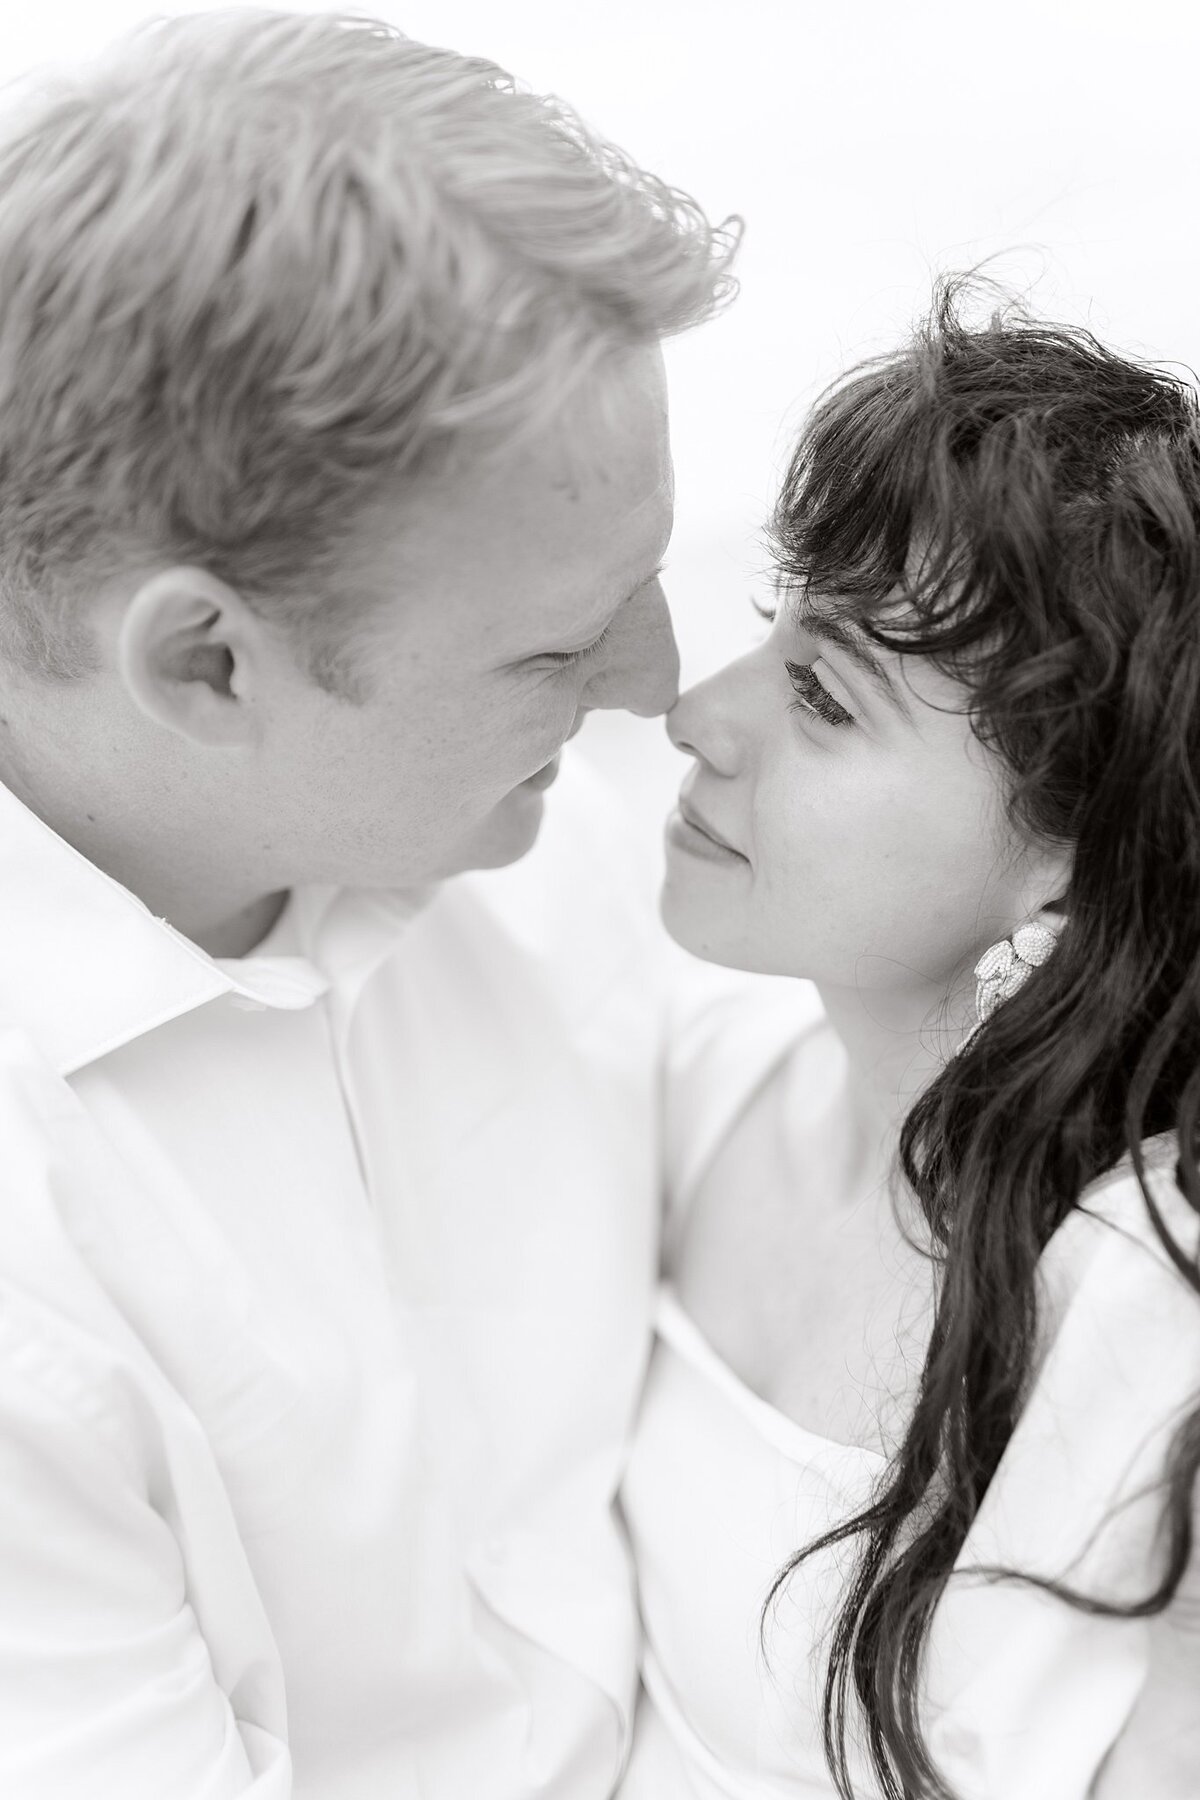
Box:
[813,972,973,1158]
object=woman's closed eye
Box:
[748,593,856,727]
[786,661,855,728]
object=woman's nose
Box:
[666,651,758,774]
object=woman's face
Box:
[662,593,1065,993]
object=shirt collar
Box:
[228,881,434,1027]
[0,780,426,1077]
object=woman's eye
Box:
[541,624,613,669]
[785,660,855,728]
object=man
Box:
[0,12,736,1797]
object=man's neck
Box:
[0,705,288,960]
[187,890,291,959]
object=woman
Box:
[620,282,1200,1799]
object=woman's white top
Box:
[620,970,1200,1799]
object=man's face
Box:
[256,345,677,886]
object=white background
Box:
[1,0,1196,862]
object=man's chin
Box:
[436,785,548,878]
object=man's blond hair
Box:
[0,9,738,684]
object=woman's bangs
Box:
[771,371,982,658]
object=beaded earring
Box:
[969,916,1062,1037]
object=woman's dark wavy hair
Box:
[763,275,1200,1799]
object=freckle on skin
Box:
[86,813,96,823]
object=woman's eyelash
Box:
[542,624,614,668]
[785,660,855,728]
[752,595,854,727]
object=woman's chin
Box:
[659,870,743,968]
[659,859,803,981]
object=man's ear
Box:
[115,566,271,748]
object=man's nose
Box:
[582,581,680,718]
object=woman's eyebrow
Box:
[791,599,912,720]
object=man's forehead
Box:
[354,344,672,650]
[503,462,673,639]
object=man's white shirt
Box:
[0,753,662,1799]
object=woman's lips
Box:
[666,794,748,864]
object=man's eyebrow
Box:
[576,557,668,635]
[614,556,668,610]
[788,596,911,718]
